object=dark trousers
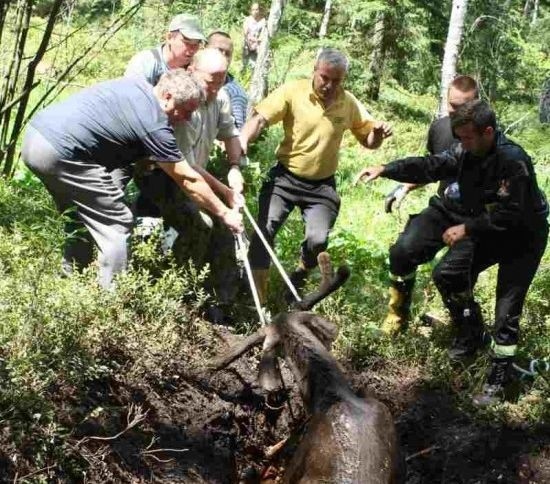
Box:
[135,168,239,304]
[390,200,548,347]
[22,127,134,289]
[249,164,340,270]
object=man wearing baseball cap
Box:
[125,14,207,220]
[125,13,205,85]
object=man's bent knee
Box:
[98,231,130,289]
[389,241,419,277]
[432,262,469,297]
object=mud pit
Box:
[1,328,548,483]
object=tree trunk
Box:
[0,0,143,176]
[318,0,332,38]
[438,0,469,118]
[366,10,386,101]
[0,0,11,48]
[531,0,539,25]
[3,0,65,176]
[540,79,550,124]
[523,0,532,17]
[247,0,287,118]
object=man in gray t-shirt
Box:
[21,71,242,289]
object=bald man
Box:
[137,48,244,323]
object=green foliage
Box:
[171,0,250,32]
[279,3,321,39]
[0,0,549,476]
[0,178,210,457]
[460,2,550,103]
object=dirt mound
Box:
[351,361,550,484]
[1,327,549,483]
[0,327,304,483]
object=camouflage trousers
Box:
[135,168,239,305]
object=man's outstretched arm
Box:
[239,112,267,154]
[158,159,243,233]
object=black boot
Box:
[285,266,309,304]
[472,356,512,406]
[447,301,486,361]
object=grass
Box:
[0,3,549,478]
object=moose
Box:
[206,253,404,483]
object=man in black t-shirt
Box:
[21,70,242,289]
[381,76,478,338]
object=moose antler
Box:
[291,253,350,311]
[203,252,349,375]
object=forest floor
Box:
[1,321,548,484]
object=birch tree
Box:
[366,10,386,100]
[319,0,333,38]
[523,0,532,17]
[531,0,539,25]
[438,0,469,118]
[0,0,143,177]
[247,0,287,117]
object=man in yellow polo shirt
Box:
[240,48,392,304]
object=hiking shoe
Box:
[448,329,490,361]
[472,357,512,407]
[447,302,486,361]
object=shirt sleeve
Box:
[348,92,375,140]
[216,91,240,140]
[243,17,252,35]
[382,145,461,184]
[173,123,196,165]
[223,82,248,129]
[142,126,182,163]
[254,83,289,125]
[125,50,156,85]
[426,121,436,154]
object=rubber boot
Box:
[381,276,415,334]
[447,301,486,361]
[472,356,513,407]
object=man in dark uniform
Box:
[381,76,479,335]
[356,100,548,405]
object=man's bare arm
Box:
[239,113,267,153]
[158,159,242,233]
[223,136,245,194]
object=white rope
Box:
[235,233,266,326]
[242,204,301,302]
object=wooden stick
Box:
[406,445,439,462]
